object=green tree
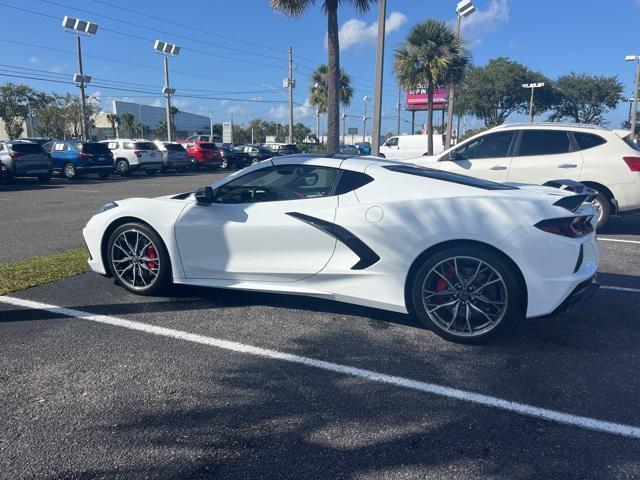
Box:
[309,64,354,113]
[120,113,137,138]
[156,120,167,140]
[270,0,376,153]
[0,83,33,139]
[393,19,468,154]
[292,122,311,143]
[458,57,552,127]
[106,113,120,138]
[549,72,623,125]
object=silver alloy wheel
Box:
[421,256,508,337]
[64,163,76,179]
[110,229,160,291]
[116,160,128,174]
[593,196,604,224]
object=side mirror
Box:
[195,186,215,205]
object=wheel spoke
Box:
[469,302,498,325]
[433,269,456,291]
[111,230,160,290]
[113,242,130,257]
[473,294,506,306]
[427,299,458,314]
[464,303,472,333]
[474,277,501,292]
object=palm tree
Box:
[270,0,375,153]
[120,112,136,138]
[156,121,168,140]
[105,113,119,138]
[309,64,354,113]
[394,19,468,155]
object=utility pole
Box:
[371,0,386,156]
[163,56,173,141]
[286,46,295,144]
[341,111,346,145]
[76,34,89,141]
[445,1,475,150]
[363,96,371,143]
[316,107,321,144]
[209,112,213,139]
[627,55,640,139]
[522,82,545,122]
[396,90,401,136]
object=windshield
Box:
[199,143,218,150]
[133,142,157,150]
[164,143,186,152]
[11,143,45,154]
[622,134,640,152]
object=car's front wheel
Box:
[411,246,523,344]
[63,162,78,180]
[107,222,171,295]
[592,191,611,230]
[116,159,130,176]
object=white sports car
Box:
[83,154,599,343]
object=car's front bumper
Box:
[82,216,108,275]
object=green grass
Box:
[0,248,89,296]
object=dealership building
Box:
[92,100,211,140]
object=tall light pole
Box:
[154,40,180,142]
[62,16,97,141]
[522,82,545,122]
[316,107,321,144]
[363,96,372,143]
[626,55,640,139]
[445,0,475,150]
[396,90,402,136]
[341,111,347,144]
[209,112,213,139]
[371,0,386,156]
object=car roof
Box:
[490,122,608,132]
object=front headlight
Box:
[98,201,118,214]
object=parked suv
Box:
[45,141,114,180]
[0,140,53,183]
[153,141,190,173]
[179,141,222,169]
[262,143,301,156]
[101,139,163,176]
[418,123,640,228]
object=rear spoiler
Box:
[545,179,597,212]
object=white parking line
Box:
[600,285,640,293]
[1,295,639,440]
[598,237,640,245]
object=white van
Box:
[379,134,445,160]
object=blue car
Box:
[45,141,115,180]
[354,142,372,155]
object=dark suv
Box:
[0,140,53,183]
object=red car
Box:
[178,141,223,170]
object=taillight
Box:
[79,152,90,159]
[535,216,594,238]
[623,156,640,172]
[133,150,143,158]
[9,152,18,158]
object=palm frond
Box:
[270,0,316,16]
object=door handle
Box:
[490,165,507,170]
[558,163,577,169]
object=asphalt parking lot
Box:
[1,173,640,479]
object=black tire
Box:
[98,171,110,179]
[146,169,157,176]
[377,153,386,158]
[189,158,198,170]
[220,159,229,169]
[593,191,611,230]
[63,162,78,180]
[106,222,171,295]
[37,173,51,183]
[411,246,523,344]
[116,159,130,176]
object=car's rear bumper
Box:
[548,275,599,316]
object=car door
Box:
[508,130,583,185]
[174,161,341,282]
[437,130,515,182]
[381,136,399,158]
[50,142,67,170]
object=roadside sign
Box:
[347,127,358,135]
[222,122,233,143]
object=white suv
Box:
[102,139,163,176]
[417,123,640,228]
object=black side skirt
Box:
[286,212,380,270]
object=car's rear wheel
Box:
[592,191,611,230]
[116,159,130,176]
[107,223,170,295]
[63,162,78,180]
[411,246,523,344]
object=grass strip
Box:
[0,248,89,295]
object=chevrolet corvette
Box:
[83,154,599,343]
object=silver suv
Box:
[153,141,190,173]
[101,139,163,176]
[0,140,53,183]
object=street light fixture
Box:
[363,96,372,143]
[626,55,640,139]
[444,0,475,150]
[62,16,98,141]
[522,82,545,122]
[154,40,180,141]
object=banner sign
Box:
[406,87,448,111]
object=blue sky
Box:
[1,0,639,134]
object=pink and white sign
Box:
[406,87,448,111]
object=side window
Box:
[453,132,514,160]
[574,132,606,151]
[216,165,340,204]
[385,137,399,147]
[54,143,65,151]
[517,130,572,156]
[123,142,134,150]
[107,142,118,150]
[334,170,374,195]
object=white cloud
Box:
[49,62,69,74]
[29,56,39,64]
[151,98,163,108]
[329,11,407,51]
[269,98,314,121]
[460,0,509,47]
[172,99,191,110]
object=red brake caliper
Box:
[146,244,157,270]
[435,268,455,302]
